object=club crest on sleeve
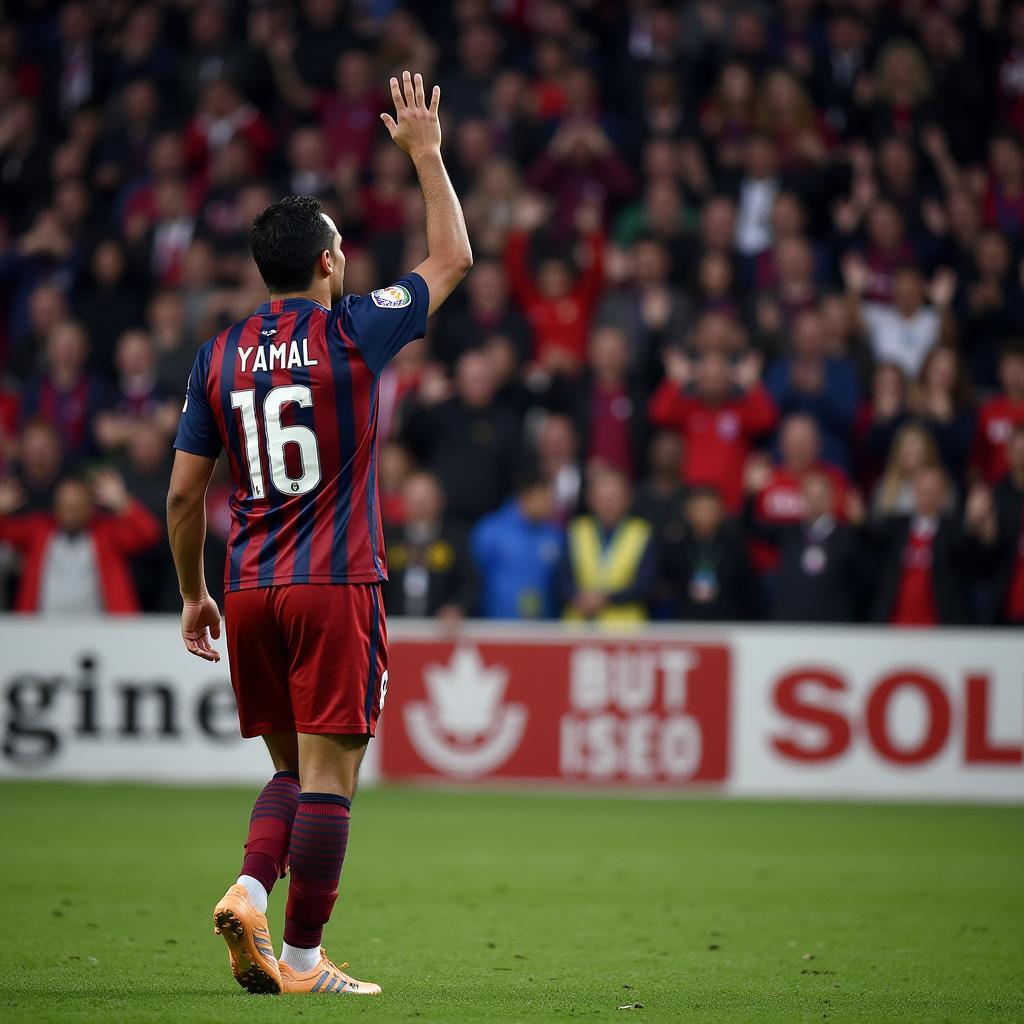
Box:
[370,284,412,309]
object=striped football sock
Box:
[237,770,301,912]
[282,792,351,956]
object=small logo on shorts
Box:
[370,284,412,309]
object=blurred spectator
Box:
[471,475,563,620]
[136,178,198,287]
[871,467,995,626]
[747,414,851,578]
[648,348,777,512]
[149,290,197,395]
[957,229,1024,390]
[7,420,64,513]
[0,470,159,614]
[856,361,911,489]
[765,308,859,470]
[533,413,582,527]
[434,259,530,368]
[873,422,953,520]
[562,468,655,624]
[383,472,475,623]
[663,486,749,622]
[635,431,688,548]
[402,350,520,525]
[982,133,1024,236]
[972,344,1024,484]
[526,118,634,240]
[595,236,689,388]
[859,40,936,147]
[909,345,975,485]
[19,320,107,460]
[746,464,864,623]
[78,239,145,373]
[753,236,820,353]
[732,136,782,260]
[504,199,604,374]
[849,262,954,378]
[564,326,646,481]
[120,420,175,611]
[94,330,176,452]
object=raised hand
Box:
[662,347,692,387]
[0,477,27,517]
[381,70,441,160]
[91,469,130,512]
[735,349,764,391]
[743,454,773,495]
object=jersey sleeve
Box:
[173,345,222,458]
[334,272,429,376]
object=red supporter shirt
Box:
[648,381,778,512]
[504,230,604,365]
[751,464,849,572]
[971,395,1024,483]
[890,518,939,626]
[588,383,634,478]
[173,275,429,592]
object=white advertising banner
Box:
[0,618,1019,801]
[732,628,1024,801]
[0,619,379,784]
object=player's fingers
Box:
[209,616,222,640]
[414,72,425,108]
[184,637,213,661]
[402,69,414,108]
[429,84,440,115]
[380,112,397,135]
[389,76,404,111]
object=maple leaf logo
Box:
[404,646,528,777]
[423,647,508,742]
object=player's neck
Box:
[268,286,333,310]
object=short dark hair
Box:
[250,196,335,294]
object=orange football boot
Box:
[279,949,381,995]
[212,884,282,995]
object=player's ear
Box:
[318,248,333,278]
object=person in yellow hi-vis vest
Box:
[562,468,656,624]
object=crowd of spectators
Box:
[2,0,1024,627]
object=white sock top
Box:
[236,874,269,914]
[280,942,322,972]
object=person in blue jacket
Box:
[764,307,860,472]
[470,474,565,619]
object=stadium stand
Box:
[2,0,1024,625]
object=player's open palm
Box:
[381,70,441,158]
[181,595,222,663]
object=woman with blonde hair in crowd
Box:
[860,39,935,142]
[909,343,975,483]
[754,68,830,170]
[872,421,953,519]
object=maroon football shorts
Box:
[224,583,388,738]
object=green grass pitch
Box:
[0,783,1021,1023]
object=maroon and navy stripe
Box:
[325,316,358,580]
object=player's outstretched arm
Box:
[381,70,472,315]
[167,450,221,663]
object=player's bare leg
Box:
[277,734,381,995]
[212,732,301,995]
